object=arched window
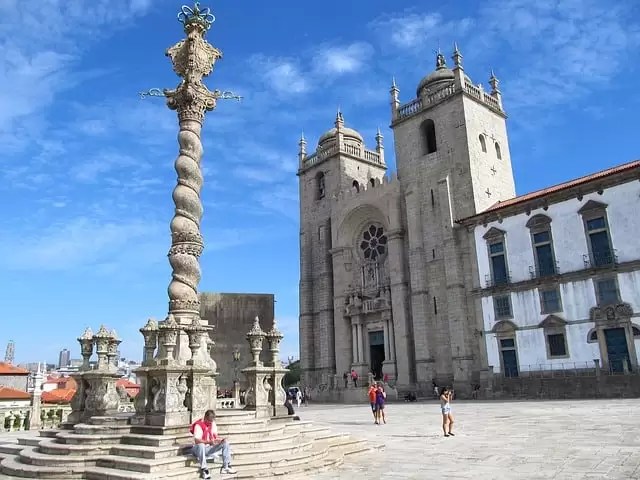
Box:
[495,142,502,159]
[369,178,375,188]
[352,180,360,193]
[316,172,325,199]
[421,119,437,154]
[587,328,598,343]
[479,134,487,153]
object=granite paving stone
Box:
[293,399,640,480]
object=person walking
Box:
[296,389,302,408]
[190,410,237,478]
[440,386,455,437]
[367,383,378,424]
[375,383,387,424]
[343,372,349,388]
[351,369,359,388]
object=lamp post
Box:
[232,347,241,404]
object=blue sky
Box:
[1,0,639,366]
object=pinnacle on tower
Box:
[335,107,344,129]
[489,69,500,93]
[435,48,446,69]
[298,131,307,155]
[390,76,399,93]
[452,42,463,68]
[375,127,383,144]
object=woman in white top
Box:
[440,387,455,437]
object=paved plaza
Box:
[295,399,640,480]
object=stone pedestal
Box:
[242,365,272,418]
[82,371,122,418]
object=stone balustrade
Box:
[216,398,236,409]
[0,405,71,432]
[395,80,503,122]
[302,142,382,170]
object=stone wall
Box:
[489,373,640,399]
[199,293,274,391]
[0,374,28,391]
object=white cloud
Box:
[370,11,473,50]
[314,42,374,75]
[0,0,154,147]
[250,55,309,94]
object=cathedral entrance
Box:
[369,330,385,380]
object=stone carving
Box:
[140,318,159,366]
[247,316,266,366]
[590,302,634,323]
[107,329,121,371]
[78,328,94,371]
[94,325,112,371]
[151,377,165,413]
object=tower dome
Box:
[318,110,363,146]
[416,51,455,97]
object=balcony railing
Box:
[583,250,618,269]
[1,405,71,432]
[485,273,511,288]
[529,262,560,279]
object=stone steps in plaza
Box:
[0,411,380,479]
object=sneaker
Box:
[200,468,211,480]
[220,466,238,474]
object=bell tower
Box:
[389,45,516,392]
[297,111,387,386]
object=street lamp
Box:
[232,347,241,404]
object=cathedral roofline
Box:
[456,159,640,226]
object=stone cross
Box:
[485,188,492,197]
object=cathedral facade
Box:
[298,47,516,395]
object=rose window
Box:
[360,225,387,260]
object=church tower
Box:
[298,111,387,386]
[389,46,516,390]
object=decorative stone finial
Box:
[94,325,112,371]
[435,49,446,69]
[177,3,216,32]
[452,42,463,68]
[246,316,266,366]
[298,131,307,156]
[391,76,398,90]
[80,327,93,340]
[489,69,500,93]
[140,318,159,366]
[266,319,284,368]
[335,107,344,129]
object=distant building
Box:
[0,362,29,391]
[200,292,275,390]
[58,349,70,368]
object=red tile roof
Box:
[116,379,140,398]
[0,362,29,375]
[482,159,640,214]
[42,388,75,404]
[0,386,30,400]
[44,376,77,390]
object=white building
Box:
[460,161,640,376]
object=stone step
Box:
[121,433,187,447]
[39,429,61,438]
[17,437,42,447]
[17,445,99,468]
[74,422,133,435]
[0,444,22,455]
[214,410,257,419]
[55,430,125,445]
[215,423,287,442]
[96,453,190,474]
[110,443,183,459]
[0,454,85,479]
[37,437,111,456]
[89,414,133,426]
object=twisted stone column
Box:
[164,5,222,319]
